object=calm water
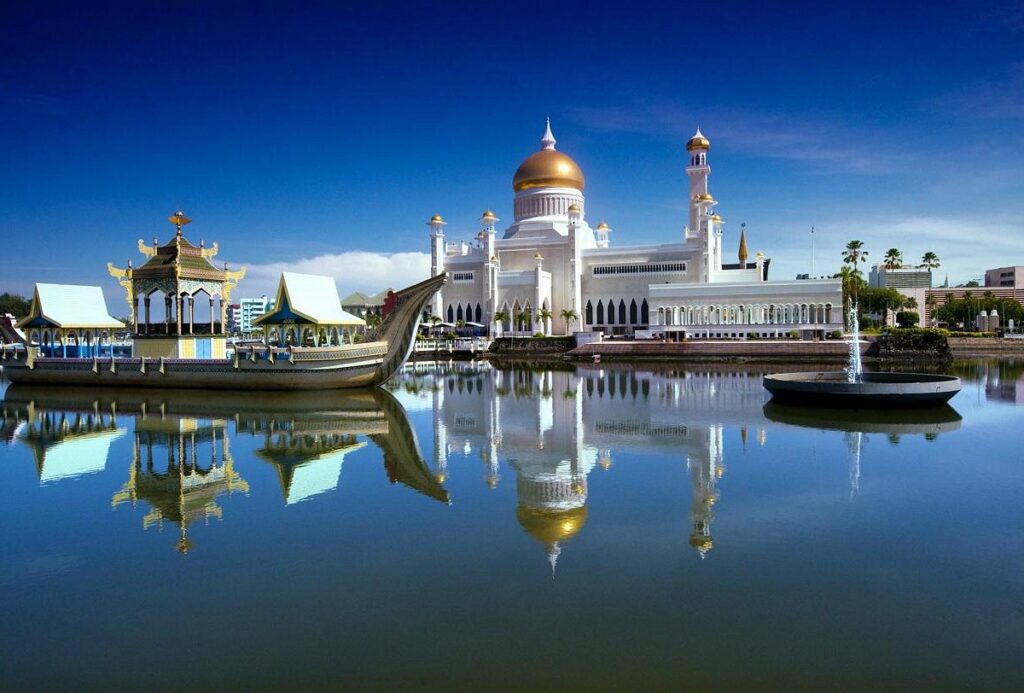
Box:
[1,361,1022,690]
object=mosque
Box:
[428,121,842,339]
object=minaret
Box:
[685,127,714,281]
[428,214,446,319]
[480,210,498,333]
[595,221,612,249]
[738,223,749,266]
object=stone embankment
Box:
[488,337,575,355]
[566,339,868,363]
[948,337,1024,358]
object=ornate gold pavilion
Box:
[108,212,246,359]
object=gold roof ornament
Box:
[738,224,749,264]
[167,211,191,233]
[695,193,714,203]
[428,214,445,224]
[596,221,610,230]
[567,202,581,213]
[516,505,588,546]
[686,127,711,152]
[513,119,585,192]
[481,209,497,220]
[534,253,544,261]
[711,214,723,222]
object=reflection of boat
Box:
[1,403,126,483]
[2,384,449,505]
[4,383,448,553]
[1,273,445,390]
[762,401,963,434]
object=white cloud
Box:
[244,250,431,298]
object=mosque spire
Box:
[540,117,556,150]
[738,223,749,264]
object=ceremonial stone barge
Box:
[1,213,445,390]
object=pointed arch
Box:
[585,300,594,325]
[641,299,649,324]
[596,300,605,325]
[629,299,638,324]
[618,299,627,324]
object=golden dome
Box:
[686,127,711,152]
[513,149,585,192]
[689,533,713,551]
[481,210,496,220]
[516,505,588,546]
[695,193,714,203]
[429,214,444,224]
[567,202,581,213]
[711,214,723,222]
[596,221,609,230]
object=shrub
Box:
[747,332,760,340]
[896,311,920,328]
[830,330,843,339]
[787,330,800,339]
[533,332,546,338]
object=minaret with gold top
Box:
[107,212,246,359]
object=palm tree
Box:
[842,240,869,303]
[560,308,578,335]
[883,248,902,269]
[493,310,509,336]
[518,307,533,333]
[920,251,940,270]
[537,308,553,335]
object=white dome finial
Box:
[541,117,556,150]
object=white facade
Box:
[428,122,842,338]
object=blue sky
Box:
[1,1,1022,301]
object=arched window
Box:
[596,301,605,325]
[641,299,649,324]
[585,300,594,325]
[475,304,482,323]
[447,305,454,322]
[619,300,627,324]
[456,305,464,321]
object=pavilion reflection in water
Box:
[2,400,127,484]
[2,386,448,553]
[404,362,770,568]
[111,415,248,554]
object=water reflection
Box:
[399,364,773,567]
[951,359,1024,405]
[1,386,447,552]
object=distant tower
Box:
[428,214,446,318]
[595,221,612,249]
[480,210,499,329]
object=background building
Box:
[238,295,275,336]
[985,266,1024,289]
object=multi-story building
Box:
[985,266,1024,289]
[238,296,274,335]
[227,303,241,334]
[427,121,842,339]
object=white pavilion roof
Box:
[260,272,365,326]
[19,283,124,329]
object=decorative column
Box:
[209,297,215,334]
[175,295,183,335]
[133,296,140,332]
[165,296,172,332]
[188,295,195,334]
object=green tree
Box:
[920,251,940,270]
[841,240,869,303]
[493,310,509,333]
[0,292,31,318]
[537,308,552,335]
[883,248,903,269]
[560,308,578,335]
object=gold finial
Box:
[168,211,191,235]
[738,224,749,264]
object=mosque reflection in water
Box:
[2,362,966,566]
[405,363,772,566]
